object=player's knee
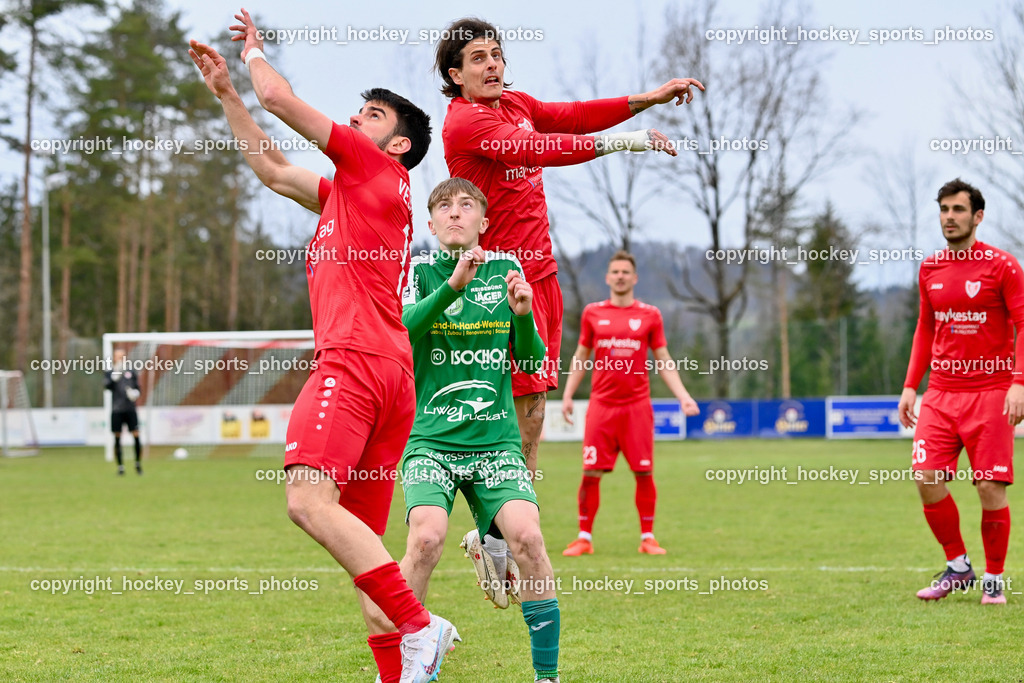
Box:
[285,488,317,530]
[408,528,446,565]
[976,479,1008,506]
[508,525,545,559]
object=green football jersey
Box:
[401,249,546,452]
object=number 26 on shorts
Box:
[911,439,927,465]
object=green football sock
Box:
[522,598,559,679]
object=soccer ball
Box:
[173,447,189,460]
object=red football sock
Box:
[922,494,967,561]
[635,473,657,535]
[981,506,1011,575]
[353,562,430,636]
[578,475,601,534]
[367,632,402,683]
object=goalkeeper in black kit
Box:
[105,349,142,476]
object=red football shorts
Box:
[582,399,655,473]
[912,387,1015,484]
[512,272,562,397]
[284,348,415,535]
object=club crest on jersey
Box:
[467,275,506,313]
[445,296,464,316]
[965,280,981,298]
[518,118,534,132]
[629,318,642,331]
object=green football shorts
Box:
[401,447,538,537]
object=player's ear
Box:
[974,208,984,226]
[478,216,489,235]
[427,218,437,237]
[449,66,464,86]
[387,135,411,157]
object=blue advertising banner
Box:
[652,399,685,439]
[826,396,910,438]
[686,400,755,439]
[756,399,827,438]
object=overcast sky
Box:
[3,0,1016,290]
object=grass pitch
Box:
[2,440,1023,682]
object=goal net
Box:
[0,370,40,457]
[101,331,315,461]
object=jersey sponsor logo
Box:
[285,442,298,452]
[965,280,981,298]
[466,275,507,313]
[430,350,446,365]
[448,347,509,369]
[993,465,1009,473]
[598,319,611,325]
[931,283,944,290]
[934,309,987,324]
[423,379,508,423]
[629,318,642,331]
[398,178,412,213]
[595,337,642,351]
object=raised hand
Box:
[229,7,265,62]
[505,270,533,316]
[188,40,234,99]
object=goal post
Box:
[101,330,315,462]
[0,370,40,457]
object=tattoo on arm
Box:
[628,96,649,115]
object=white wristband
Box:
[244,48,267,68]
[595,129,655,156]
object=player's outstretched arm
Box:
[652,347,699,416]
[561,344,592,425]
[230,8,331,151]
[189,40,323,213]
[628,78,705,114]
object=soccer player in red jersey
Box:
[560,251,700,555]
[190,12,456,679]
[434,17,704,477]
[898,179,1024,604]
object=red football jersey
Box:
[442,90,631,282]
[580,299,667,405]
[307,122,414,372]
[905,240,1024,391]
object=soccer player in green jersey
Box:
[365,178,561,683]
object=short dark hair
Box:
[433,17,512,99]
[427,177,488,214]
[936,178,985,214]
[608,250,636,270]
[360,88,431,170]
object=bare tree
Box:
[956,0,1024,252]
[652,0,859,396]
[866,142,936,285]
[2,0,104,370]
[547,21,660,253]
